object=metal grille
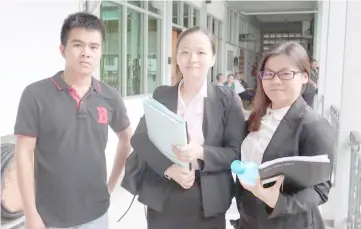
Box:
[348,131,361,229]
[330,105,340,186]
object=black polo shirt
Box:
[14,71,130,227]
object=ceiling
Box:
[256,14,313,23]
[227,1,317,23]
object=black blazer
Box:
[235,97,333,229]
[131,82,245,217]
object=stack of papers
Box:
[143,98,190,168]
[259,154,331,188]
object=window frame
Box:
[172,1,201,29]
[99,0,164,98]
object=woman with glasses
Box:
[234,42,333,229]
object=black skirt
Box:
[146,172,226,229]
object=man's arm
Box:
[15,136,37,217]
[107,126,132,193]
[108,89,132,193]
[13,85,45,227]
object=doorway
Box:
[171,29,181,85]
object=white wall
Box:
[187,0,202,9]
[0,1,81,137]
[206,0,226,21]
[225,44,239,75]
[317,1,361,228]
[321,0,347,118]
[335,2,361,227]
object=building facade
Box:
[1,0,261,137]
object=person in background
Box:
[14,12,132,229]
[236,72,255,109]
[131,26,245,229]
[224,73,236,90]
[234,72,246,95]
[215,73,226,85]
[234,42,333,229]
[236,72,249,89]
[302,59,319,107]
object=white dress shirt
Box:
[177,80,207,169]
[241,106,290,165]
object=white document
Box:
[143,97,190,168]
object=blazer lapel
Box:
[261,96,307,163]
[203,83,226,145]
[162,84,179,113]
[162,82,225,145]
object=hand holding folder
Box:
[172,141,203,163]
[142,97,191,169]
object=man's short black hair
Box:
[61,12,106,46]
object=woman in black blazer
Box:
[131,26,245,229]
[234,42,333,229]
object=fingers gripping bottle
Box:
[231,160,259,186]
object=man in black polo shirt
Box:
[14,12,132,229]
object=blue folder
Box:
[143,97,190,168]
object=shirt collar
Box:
[177,79,207,113]
[177,79,208,99]
[51,71,101,93]
[265,106,291,121]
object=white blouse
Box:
[241,106,290,165]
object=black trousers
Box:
[147,172,226,229]
[239,90,255,101]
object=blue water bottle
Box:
[231,160,259,186]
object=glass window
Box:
[217,38,222,76]
[183,3,190,27]
[126,9,144,96]
[128,1,143,8]
[232,11,237,44]
[100,2,123,93]
[218,21,223,39]
[148,1,161,15]
[147,16,161,93]
[193,8,200,26]
[207,15,212,32]
[239,18,243,35]
[172,1,179,24]
[211,38,219,80]
[227,9,232,43]
[212,18,216,35]
[235,14,239,44]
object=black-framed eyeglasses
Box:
[259,70,304,80]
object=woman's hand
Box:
[240,176,285,208]
[172,140,204,162]
[164,164,195,189]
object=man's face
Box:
[60,28,102,76]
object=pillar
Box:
[319,1,361,228]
